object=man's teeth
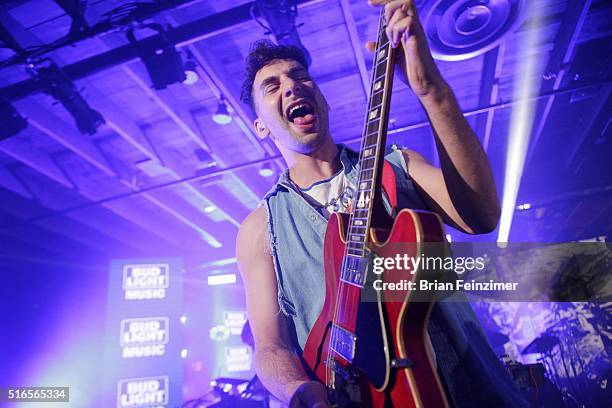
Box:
[289,103,309,117]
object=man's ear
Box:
[254,117,271,139]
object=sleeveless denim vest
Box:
[262,145,426,348]
[264,146,425,349]
[262,145,527,407]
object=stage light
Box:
[253,0,312,66]
[517,203,531,210]
[180,315,187,324]
[0,97,28,140]
[259,163,275,177]
[194,148,217,169]
[127,24,186,90]
[200,257,238,268]
[212,99,232,125]
[182,59,199,85]
[204,205,216,213]
[445,234,452,242]
[207,273,236,286]
[29,59,105,134]
[180,349,189,358]
[497,7,542,244]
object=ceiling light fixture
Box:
[258,162,275,177]
[212,99,232,125]
[194,148,217,169]
[127,23,185,90]
[29,59,105,134]
[182,59,199,85]
[252,0,312,65]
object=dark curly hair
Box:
[240,40,310,110]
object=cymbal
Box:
[544,321,587,340]
[522,335,560,355]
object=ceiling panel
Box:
[0,0,610,262]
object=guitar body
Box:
[302,208,449,407]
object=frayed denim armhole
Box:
[387,148,409,177]
[262,195,297,317]
[385,148,428,211]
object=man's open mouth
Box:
[286,101,315,126]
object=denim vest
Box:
[263,145,426,347]
[262,146,527,407]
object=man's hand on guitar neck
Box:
[367,0,445,99]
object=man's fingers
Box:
[385,5,415,47]
[386,7,404,46]
[384,0,401,24]
[370,1,419,47]
[369,0,417,18]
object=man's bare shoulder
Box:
[237,206,271,258]
[240,206,267,233]
[397,148,442,181]
[399,148,430,166]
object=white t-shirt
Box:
[300,170,356,218]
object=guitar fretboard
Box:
[341,10,395,286]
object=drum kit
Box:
[181,376,273,408]
[514,302,611,407]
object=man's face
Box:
[252,59,330,154]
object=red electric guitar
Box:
[301,9,450,408]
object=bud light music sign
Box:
[103,258,183,407]
[123,264,169,300]
[117,376,168,408]
[120,317,169,358]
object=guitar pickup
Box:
[330,324,357,363]
[341,255,368,287]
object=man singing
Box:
[236,1,525,406]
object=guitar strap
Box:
[381,160,399,213]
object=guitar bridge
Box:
[326,357,360,383]
[325,358,364,406]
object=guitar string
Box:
[327,7,389,389]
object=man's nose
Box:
[283,79,302,98]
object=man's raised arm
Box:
[369,0,501,234]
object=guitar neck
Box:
[345,10,396,260]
